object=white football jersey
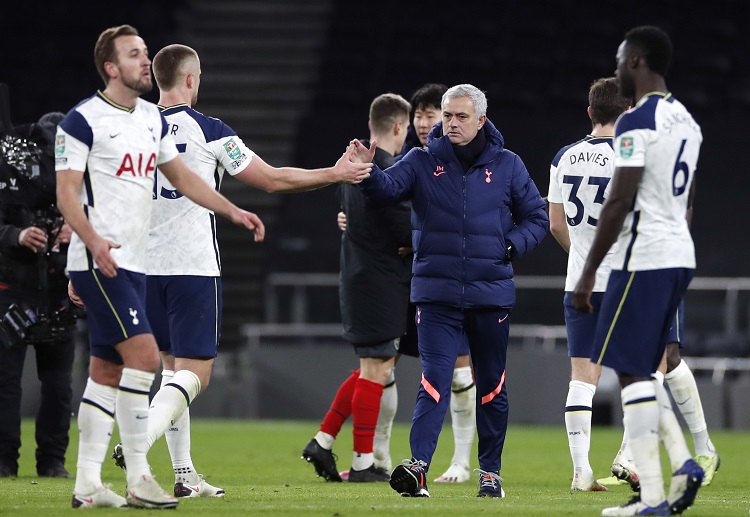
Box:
[611,93,701,271]
[55,92,179,273]
[147,104,254,276]
[548,136,617,292]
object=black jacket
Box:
[0,117,68,295]
[338,141,412,344]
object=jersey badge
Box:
[619,137,634,158]
[223,138,241,160]
[55,135,66,157]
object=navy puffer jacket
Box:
[359,118,549,308]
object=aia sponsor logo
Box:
[116,153,157,177]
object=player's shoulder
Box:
[615,93,667,135]
[160,104,236,143]
[551,136,611,167]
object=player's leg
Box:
[435,349,475,484]
[72,357,123,508]
[303,368,360,482]
[144,276,221,497]
[349,349,396,482]
[373,366,397,472]
[69,269,173,509]
[598,269,699,515]
[562,292,606,492]
[663,301,719,485]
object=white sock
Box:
[373,370,396,471]
[168,406,197,484]
[315,431,335,450]
[74,378,117,495]
[352,451,374,471]
[665,360,715,456]
[654,380,692,471]
[117,367,156,485]
[565,380,596,478]
[622,381,664,506]
[449,366,475,468]
[147,369,201,448]
[614,433,634,466]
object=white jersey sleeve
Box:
[147,105,255,276]
[549,136,617,292]
[55,93,178,274]
[611,93,701,271]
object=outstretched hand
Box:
[349,139,378,165]
[334,144,372,184]
[232,209,266,242]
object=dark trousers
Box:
[0,291,74,474]
[411,304,510,473]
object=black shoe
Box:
[0,464,17,478]
[38,464,72,478]
[301,439,342,482]
[348,465,390,483]
[390,460,430,497]
[476,469,506,498]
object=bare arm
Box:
[158,156,265,242]
[572,166,642,312]
[56,169,121,278]
[548,202,570,253]
[234,146,372,194]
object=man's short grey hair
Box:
[442,84,487,118]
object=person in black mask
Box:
[0,105,78,478]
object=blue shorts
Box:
[564,291,604,358]
[666,299,685,347]
[69,268,151,365]
[592,268,693,377]
[146,275,222,359]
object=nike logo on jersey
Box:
[498,315,509,323]
[109,133,120,138]
[135,415,147,419]
[433,166,446,177]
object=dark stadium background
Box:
[2,0,748,350]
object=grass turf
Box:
[0,419,748,515]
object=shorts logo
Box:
[223,138,241,160]
[619,136,634,158]
[129,308,139,325]
[55,135,66,157]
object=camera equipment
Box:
[0,84,78,349]
[0,302,77,349]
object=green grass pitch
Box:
[1,419,748,515]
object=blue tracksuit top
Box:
[358,118,549,308]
